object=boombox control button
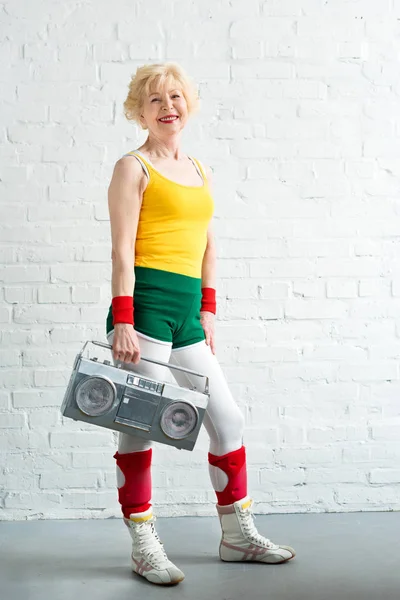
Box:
[135,378,161,392]
[103,360,111,366]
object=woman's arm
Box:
[108,156,146,363]
[200,165,217,354]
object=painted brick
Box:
[1,0,399,521]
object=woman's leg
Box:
[170,339,295,564]
[107,330,185,585]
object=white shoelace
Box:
[238,504,275,549]
[133,517,169,563]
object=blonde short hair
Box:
[123,62,200,128]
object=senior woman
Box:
[105,62,296,586]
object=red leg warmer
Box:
[208,445,247,506]
[113,449,152,518]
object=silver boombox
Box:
[61,340,210,451]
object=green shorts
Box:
[106,266,206,350]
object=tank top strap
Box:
[189,156,207,182]
[123,150,150,179]
[124,150,208,185]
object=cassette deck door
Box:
[115,385,161,432]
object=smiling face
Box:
[140,80,189,135]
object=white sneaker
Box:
[124,508,185,585]
[216,496,296,564]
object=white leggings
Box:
[106,330,245,457]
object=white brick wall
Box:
[1,0,400,520]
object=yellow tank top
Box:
[127,151,214,279]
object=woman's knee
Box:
[205,404,245,456]
[223,406,245,441]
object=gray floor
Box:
[1,511,399,600]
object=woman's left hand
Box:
[200,311,216,355]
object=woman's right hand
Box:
[112,323,141,364]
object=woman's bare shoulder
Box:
[110,154,148,194]
[114,154,146,176]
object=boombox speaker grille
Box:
[160,401,198,440]
[75,376,116,416]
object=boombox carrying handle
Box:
[83,340,210,395]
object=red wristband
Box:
[112,295,134,326]
[201,287,216,314]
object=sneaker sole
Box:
[219,543,296,564]
[132,566,185,586]
[220,554,295,564]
